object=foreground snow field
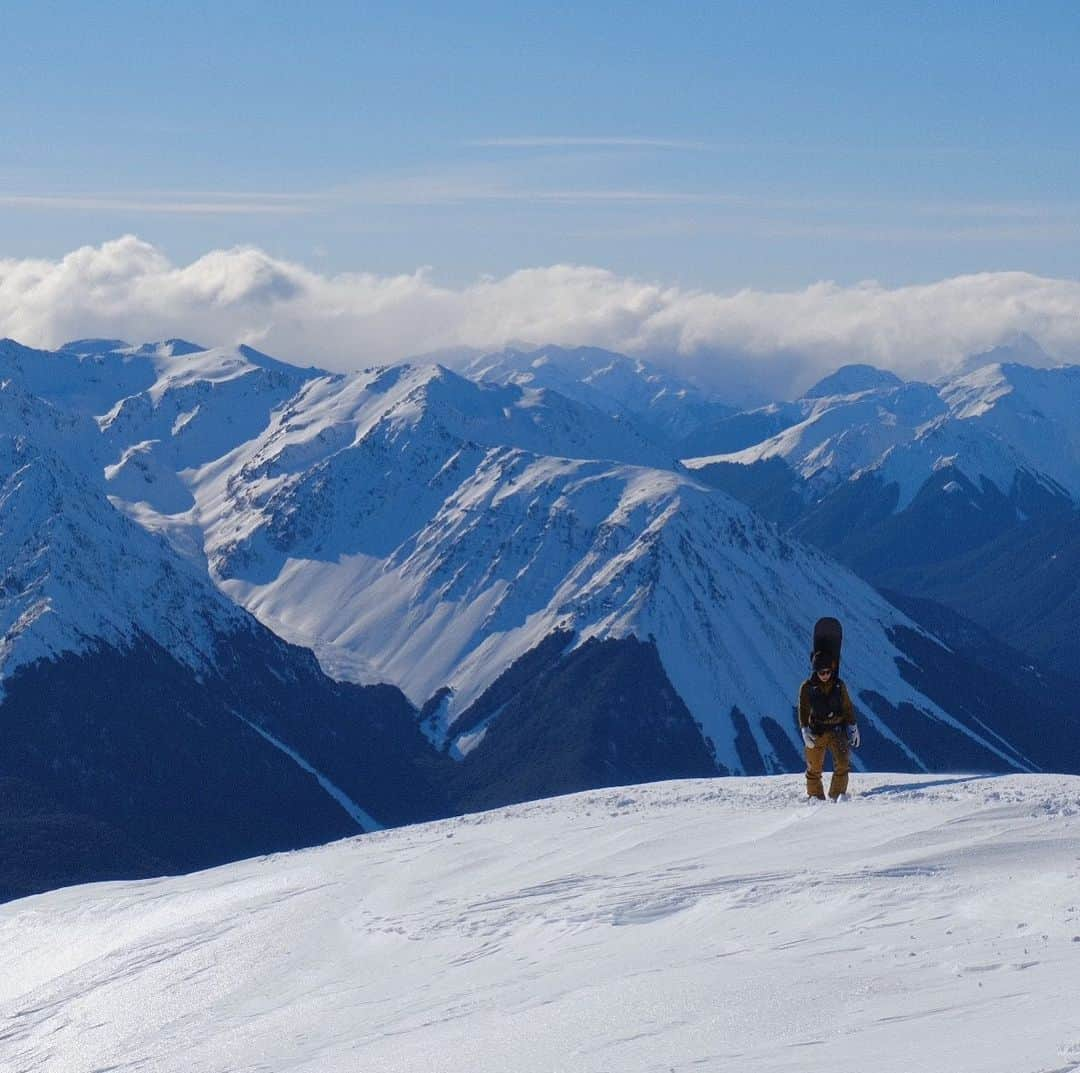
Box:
[3,774,1080,1073]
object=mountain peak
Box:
[135,339,207,358]
[956,332,1055,375]
[60,338,208,360]
[803,364,905,399]
[60,338,132,355]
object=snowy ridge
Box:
[685,361,1080,511]
[3,773,1079,1073]
[686,381,946,494]
[0,338,157,416]
[803,362,904,398]
[98,343,321,481]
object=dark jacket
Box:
[798,676,856,733]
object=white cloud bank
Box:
[3,236,1080,399]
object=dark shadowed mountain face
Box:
[0,777,167,903]
[0,626,451,902]
[427,624,1079,818]
[678,409,802,458]
[880,619,1080,773]
[880,512,1080,682]
[793,467,1027,576]
[446,635,723,814]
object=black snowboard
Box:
[812,616,843,672]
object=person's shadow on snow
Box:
[860,775,994,796]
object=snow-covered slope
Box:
[0,376,248,679]
[12,332,1080,910]
[803,362,905,398]
[4,773,1079,1073]
[0,338,157,416]
[125,366,1026,773]
[98,342,323,501]
[220,447,935,749]
[107,356,672,647]
[926,362,1080,501]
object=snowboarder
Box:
[799,649,860,801]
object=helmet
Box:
[812,650,834,673]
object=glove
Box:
[847,724,860,749]
[801,726,818,749]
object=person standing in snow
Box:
[798,650,860,801]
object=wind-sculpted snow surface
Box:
[3,774,1079,1073]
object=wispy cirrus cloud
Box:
[7,164,1080,243]
[3,236,1080,400]
[323,176,741,207]
[0,192,320,215]
[465,136,715,151]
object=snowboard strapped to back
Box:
[812,616,843,674]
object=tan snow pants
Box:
[805,728,851,799]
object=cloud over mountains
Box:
[3,236,1080,398]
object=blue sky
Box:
[4,1,1080,289]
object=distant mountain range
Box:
[683,356,1080,682]
[458,344,735,444]
[2,335,1078,899]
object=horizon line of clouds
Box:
[3,235,1080,399]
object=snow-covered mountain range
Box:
[2,334,1079,898]
[685,360,1080,509]
[4,773,1080,1073]
[66,337,1065,777]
